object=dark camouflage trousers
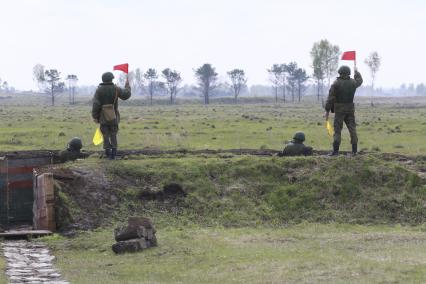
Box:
[100,124,118,149]
[333,112,358,145]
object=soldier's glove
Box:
[324,111,330,121]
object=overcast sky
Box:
[0,0,425,90]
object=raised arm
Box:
[118,80,131,100]
[354,70,363,88]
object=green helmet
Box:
[67,137,83,151]
[102,72,114,83]
[338,65,351,76]
[293,132,305,142]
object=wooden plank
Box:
[0,230,52,237]
[33,173,56,232]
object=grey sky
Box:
[0,0,425,90]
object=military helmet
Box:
[102,72,114,83]
[293,132,305,142]
[67,137,83,151]
[338,65,351,76]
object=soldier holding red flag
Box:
[325,52,363,156]
[92,67,131,160]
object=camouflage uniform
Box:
[92,74,131,158]
[58,137,88,162]
[325,66,363,155]
[58,149,87,163]
[282,132,313,156]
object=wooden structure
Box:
[33,173,56,231]
[0,153,54,231]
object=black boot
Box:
[104,148,111,159]
[110,148,117,160]
[328,142,339,156]
[352,144,358,156]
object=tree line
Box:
[31,39,383,106]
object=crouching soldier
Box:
[92,72,131,159]
[58,137,88,162]
[281,132,313,156]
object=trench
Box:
[0,151,66,283]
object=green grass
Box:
[57,154,425,229]
[1,99,426,154]
[0,251,6,284]
[3,97,426,283]
[44,224,426,284]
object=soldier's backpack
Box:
[102,87,119,122]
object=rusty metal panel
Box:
[0,156,52,227]
[6,158,51,225]
[0,159,7,226]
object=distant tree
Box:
[1,81,9,93]
[416,83,426,96]
[194,63,218,105]
[144,68,158,105]
[310,39,340,102]
[268,64,284,103]
[117,73,127,87]
[66,74,78,105]
[227,69,247,104]
[293,68,309,102]
[44,69,65,106]
[364,51,381,106]
[127,71,136,92]
[33,64,46,92]
[134,68,144,96]
[284,62,298,102]
[162,68,182,105]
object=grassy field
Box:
[44,224,426,284]
[37,154,425,283]
[0,96,426,154]
[1,96,426,283]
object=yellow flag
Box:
[92,127,104,145]
[326,119,333,137]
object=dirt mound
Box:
[40,152,426,232]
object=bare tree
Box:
[134,68,144,96]
[194,63,218,105]
[33,64,46,92]
[227,69,247,104]
[144,68,158,105]
[44,69,65,106]
[268,64,284,103]
[284,62,298,102]
[66,74,78,105]
[364,51,381,106]
[162,68,182,104]
[293,68,309,102]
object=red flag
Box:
[341,51,356,61]
[113,63,129,74]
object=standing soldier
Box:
[92,72,131,159]
[325,66,363,156]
